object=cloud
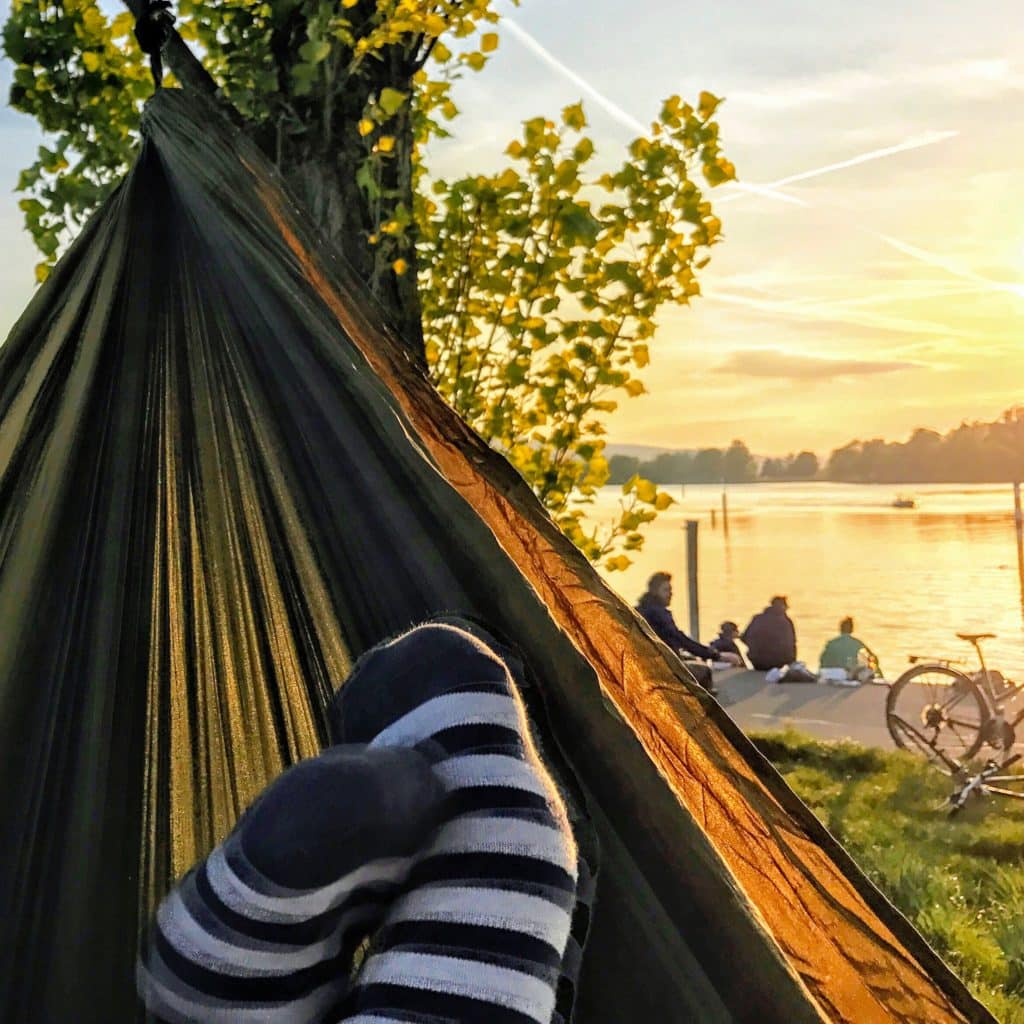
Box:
[714,348,922,380]
[728,59,1024,114]
[704,289,981,340]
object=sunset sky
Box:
[1,0,1021,455]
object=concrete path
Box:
[714,669,1024,759]
[713,668,897,749]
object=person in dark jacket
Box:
[636,573,743,677]
[710,621,747,668]
[741,596,797,671]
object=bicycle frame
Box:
[908,655,964,668]
[948,753,1024,813]
[969,641,1024,740]
[889,635,1024,811]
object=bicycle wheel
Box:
[886,664,989,767]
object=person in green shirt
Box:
[819,617,878,679]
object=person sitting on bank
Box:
[635,572,743,669]
[820,616,877,679]
[710,621,747,668]
[741,596,797,671]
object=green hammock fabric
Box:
[0,89,995,1024]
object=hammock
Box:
[0,89,994,1023]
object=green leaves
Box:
[557,204,600,246]
[5,0,731,572]
[5,0,148,273]
[420,88,729,567]
[18,198,45,220]
[561,102,586,130]
[291,63,319,96]
[379,87,407,116]
[298,39,331,64]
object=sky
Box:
[1,0,1022,455]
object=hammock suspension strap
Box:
[133,0,175,88]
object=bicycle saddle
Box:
[957,632,996,643]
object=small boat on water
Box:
[892,494,916,509]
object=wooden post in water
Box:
[1015,482,1024,611]
[686,520,700,640]
[721,487,730,535]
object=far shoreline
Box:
[603,478,1023,488]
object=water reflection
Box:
[590,482,1024,680]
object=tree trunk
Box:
[283,112,425,362]
[285,41,424,363]
[127,3,426,366]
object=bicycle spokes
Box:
[887,665,987,762]
[888,713,962,775]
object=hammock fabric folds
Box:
[0,89,995,1023]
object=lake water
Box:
[587,482,1024,681]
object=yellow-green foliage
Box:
[3,0,503,285]
[3,1,150,282]
[3,0,734,569]
[754,729,1024,1021]
[420,96,733,567]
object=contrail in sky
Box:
[503,17,802,205]
[503,18,953,207]
[500,18,1020,302]
[876,234,1024,298]
[502,18,646,135]
[715,131,961,204]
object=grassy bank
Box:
[751,729,1024,1022]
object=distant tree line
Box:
[608,441,818,485]
[760,451,820,480]
[609,440,762,484]
[606,407,1024,486]
[824,407,1024,483]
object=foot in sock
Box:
[137,744,443,1023]
[328,621,579,1024]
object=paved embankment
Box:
[714,668,896,748]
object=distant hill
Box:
[604,443,695,460]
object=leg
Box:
[330,622,580,1024]
[681,658,716,695]
[137,746,442,1023]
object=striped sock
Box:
[425,615,598,1024]
[137,745,443,1023]
[329,622,579,1024]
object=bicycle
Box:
[886,632,1023,766]
[945,752,1023,815]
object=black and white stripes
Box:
[332,622,578,1024]
[137,746,443,1022]
[137,622,581,1023]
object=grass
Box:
[751,729,1024,1022]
